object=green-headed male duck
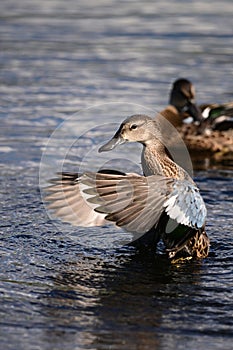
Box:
[160,79,233,164]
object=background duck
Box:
[160,78,233,166]
[46,114,210,261]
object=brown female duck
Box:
[45,114,209,261]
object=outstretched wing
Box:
[45,171,206,233]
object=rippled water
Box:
[1,0,233,349]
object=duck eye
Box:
[130,124,138,130]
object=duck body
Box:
[46,114,209,261]
[160,79,233,166]
[200,102,233,131]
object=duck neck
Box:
[141,141,189,180]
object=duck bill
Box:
[98,133,126,153]
[186,102,203,123]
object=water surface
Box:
[0,1,233,349]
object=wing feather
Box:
[45,172,108,227]
[163,181,206,228]
[45,171,206,233]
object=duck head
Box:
[99,114,162,152]
[170,78,203,123]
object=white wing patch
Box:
[163,181,207,228]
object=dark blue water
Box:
[0,1,233,349]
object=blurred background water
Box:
[0,0,233,349]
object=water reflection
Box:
[41,249,208,349]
